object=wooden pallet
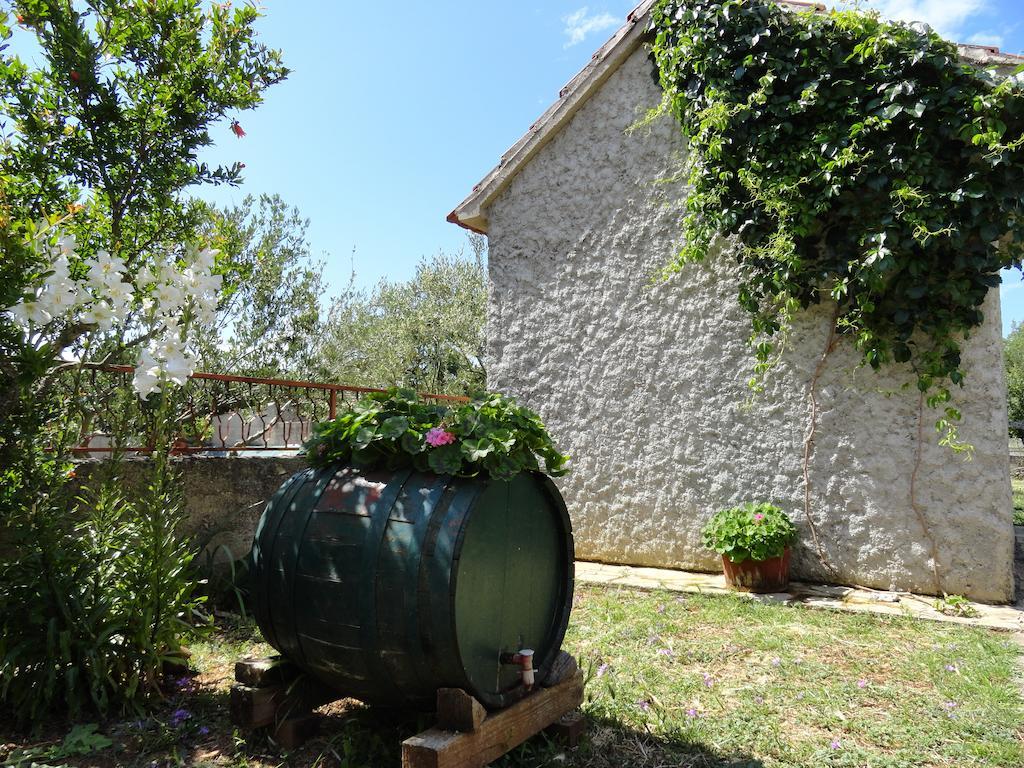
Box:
[230,656,340,749]
[402,655,585,768]
[230,652,586,760]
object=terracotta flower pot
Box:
[721,547,791,593]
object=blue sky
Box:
[13,2,1024,331]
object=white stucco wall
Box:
[484,45,1015,602]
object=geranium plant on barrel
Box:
[702,503,797,593]
[304,387,569,480]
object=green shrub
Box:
[304,388,569,480]
[0,449,207,723]
[701,502,797,563]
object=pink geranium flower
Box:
[753,513,765,522]
[425,427,456,447]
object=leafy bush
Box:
[701,502,797,563]
[650,0,1024,444]
[0,447,207,723]
[305,388,569,480]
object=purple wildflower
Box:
[657,648,674,657]
[198,725,210,736]
[656,603,666,614]
[944,663,959,672]
[597,663,610,678]
[857,679,868,689]
[830,739,841,750]
[637,699,651,712]
[702,672,715,688]
[686,708,698,718]
[754,695,764,705]
[771,657,781,667]
[170,708,191,727]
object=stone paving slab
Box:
[575,561,1024,632]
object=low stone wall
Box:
[72,454,306,569]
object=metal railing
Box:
[68,364,468,456]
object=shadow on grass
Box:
[235,706,766,768]
[1,702,767,768]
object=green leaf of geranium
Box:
[428,444,463,475]
[380,416,409,440]
[460,438,494,462]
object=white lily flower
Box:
[194,304,218,325]
[181,267,203,292]
[88,250,126,285]
[194,247,219,271]
[9,301,52,327]
[81,301,116,331]
[154,282,185,310]
[38,280,80,315]
[104,279,134,306]
[132,349,164,400]
[198,272,223,294]
[50,255,72,281]
[159,263,180,284]
[162,350,195,386]
[135,268,158,288]
[154,334,186,360]
[57,233,78,255]
[161,313,183,334]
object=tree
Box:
[197,194,326,378]
[0,0,286,719]
[319,235,487,396]
[0,0,288,462]
[1005,322,1024,434]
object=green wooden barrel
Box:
[249,465,574,710]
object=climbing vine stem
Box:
[801,304,839,574]
[910,390,943,594]
[649,0,1024,442]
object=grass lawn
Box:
[1012,478,1024,525]
[1,585,1021,767]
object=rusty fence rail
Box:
[67,364,468,457]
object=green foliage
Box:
[1005,323,1024,431]
[318,237,487,396]
[0,0,288,252]
[0,406,207,723]
[5,723,111,766]
[305,388,569,481]
[932,592,981,618]
[1011,478,1024,525]
[196,194,325,378]
[0,0,282,720]
[650,0,1024,440]
[701,502,797,563]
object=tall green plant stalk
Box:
[0,389,206,723]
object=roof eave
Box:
[448,1,655,234]
[448,2,1024,235]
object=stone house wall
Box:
[483,44,1014,601]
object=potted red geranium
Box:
[701,502,797,592]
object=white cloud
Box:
[563,7,620,48]
[965,31,1005,48]
[856,0,989,39]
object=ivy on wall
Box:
[649,0,1024,443]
